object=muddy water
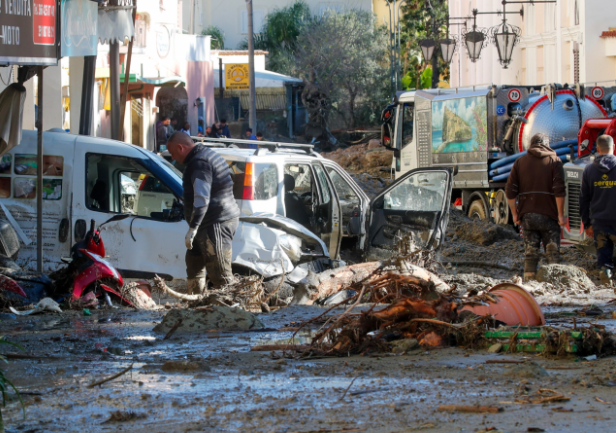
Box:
[0,306,615,432]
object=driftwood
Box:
[438,405,503,414]
[153,276,202,301]
[87,363,134,388]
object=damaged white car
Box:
[2,131,452,293]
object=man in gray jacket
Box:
[167,132,240,294]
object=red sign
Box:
[508,89,522,103]
[33,0,56,46]
[591,87,605,100]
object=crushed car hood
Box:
[233,213,329,278]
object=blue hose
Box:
[489,139,579,169]
[490,152,574,182]
[489,146,577,177]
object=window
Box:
[537,46,544,84]
[574,0,579,25]
[135,17,147,48]
[520,48,527,85]
[402,103,414,147]
[325,167,358,204]
[284,164,315,227]
[86,153,177,219]
[383,171,446,212]
[241,9,265,34]
[535,4,544,34]
[313,164,331,205]
[227,161,278,200]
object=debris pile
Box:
[322,140,393,178]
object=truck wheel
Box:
[468,200,487,220]
[492,189,509,225]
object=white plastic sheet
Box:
[98,9,134,44]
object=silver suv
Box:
[180,137,454,260]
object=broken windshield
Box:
[384,171,446,211]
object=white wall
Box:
[190,0,373,49]
[449,0,616,88]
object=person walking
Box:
[156,116,171,151]
[166,132,241,294]
[579,134,616,285]
[505,133,567,282]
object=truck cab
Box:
[381,84,613,232]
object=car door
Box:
[321,160,370,248]
[311,161,342,260]
[364,167,453,261]
[72,137,187,279]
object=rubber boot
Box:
[186,278,206,295]
[524,272,537,283]
[599,267,613,286]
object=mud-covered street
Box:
[1,303,616,433]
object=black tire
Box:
[468,200,487,220]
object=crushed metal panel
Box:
[232,222,294,278]
[239,212,330,258]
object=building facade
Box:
[449,0,616,88]
[183,0,374,50]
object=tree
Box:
[399,0,450,88]
[293,11,390,130]
[238,1,311,74]
[202,25,225,50]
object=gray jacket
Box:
[183,144,240,228]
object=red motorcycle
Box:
[63,215,134,307]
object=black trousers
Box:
[185,218,238,288]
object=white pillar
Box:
[556,0,562,83]
[42,65,63,130]
[69,57,84,135]
[23,78,36,130]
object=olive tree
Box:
[293,10,390,130]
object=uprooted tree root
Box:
[287,267,616,359]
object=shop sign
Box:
[0,0,59,65]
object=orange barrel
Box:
[460,283,545,326]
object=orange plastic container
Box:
[460,283,545,326]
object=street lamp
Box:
[420,39,437,63]
[439,38,457,63]
[492,21,521,68]
[462,10,488,62]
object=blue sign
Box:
[61,0,98,57]
[496,105,506,116]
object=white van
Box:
[0,131,453,280]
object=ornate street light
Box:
[463,10,488,62]
[439,34,457,63]
[492,21,521,68]
[420,38,437,63]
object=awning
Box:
[94,69,185,88]
[98,8,135,45]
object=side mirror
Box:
[381,104,396,151]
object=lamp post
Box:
[386,0,407,97]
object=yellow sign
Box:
[225,64,249,90]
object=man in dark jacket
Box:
[166,132,241,294]
[506,133,567,281]
[579,134,616,284]
[219,119,231,138]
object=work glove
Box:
[185,227,198,250]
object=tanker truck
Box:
[380,83,616,245]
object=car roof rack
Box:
[190,136,317,156]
